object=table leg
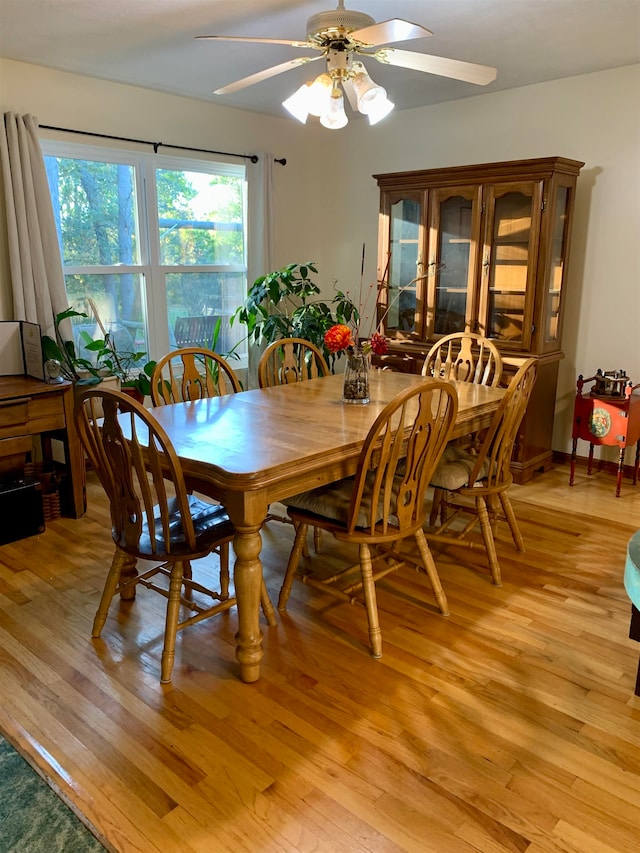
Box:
[569,437,578,485]
[634,441,640,486]
[616,447,625,497]
[587,442,595,475]
[225,493,268,683]
[61,381,87,517]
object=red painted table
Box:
[569,373,640,497]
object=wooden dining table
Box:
[144,369,505,682]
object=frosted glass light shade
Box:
[367,96,395,125]
[352,66,387,116]
[320,90,348,129]
[282,83,312,123]
[307,74,333,117]
[283,65,392,129]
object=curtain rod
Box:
[39,124,287,165]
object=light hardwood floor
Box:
[0,464,639,852]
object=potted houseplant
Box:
[231,262,360,368]
[42,308,109,385]
[119,360,157,402]
[42,307,156,400]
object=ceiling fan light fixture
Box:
[200,3,498,122]
[282,83,312,123]
[320,88,348,129]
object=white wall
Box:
[1,58,638,454]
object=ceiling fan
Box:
[196,1,497,128]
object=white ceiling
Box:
[1,1,639,119]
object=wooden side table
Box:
[624,530,640,696]
[0,375,85,517]
[569,373,640,497]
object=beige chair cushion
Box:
[283,472,385,529]
[430,445,489,491]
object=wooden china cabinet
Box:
[373,156,584,483]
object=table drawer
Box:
[0,394,65,438]
[0,397,29,429]
[0,434,33,458]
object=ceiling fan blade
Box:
[375,48,497,85]
[214,56,322,95]
[197,35,312,48]
[341,78,358,111]
[351,19,432,47]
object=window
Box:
[41,141,248,366]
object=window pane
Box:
[166,271,246,358]
[387,198,420,332]
[487,191,533,342]
[65,273,148,355]
[156,169,245,266]
[44,156,139,265]
[545,187,569,342]
[434,197,472,335]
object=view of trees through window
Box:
[42,141,248,363]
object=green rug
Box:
[0,734,106,853]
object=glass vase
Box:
[343,351,370,404]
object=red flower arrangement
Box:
[323,245,391,359]
[368,331,389,355]
[324,324,354,353]
[324,324,388,356]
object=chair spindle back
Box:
[258,338,330,388]
[151,347,241,406]
[348,380,458,536]
[422,332,503,387]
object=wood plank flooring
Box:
[0,464,639,852]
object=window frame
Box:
[40,139,249,367]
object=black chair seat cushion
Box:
[134,495,234,555]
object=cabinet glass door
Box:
[427,187,481,338]
[383,193,424,336]
[543,186,570,345]
[480,182,541,350]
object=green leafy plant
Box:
[81,334,156,397]
[119,358,157,398]
[42,308,155,394]
[42,308,101,384]
[231,262,359,361]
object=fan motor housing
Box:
[306,7,375,39]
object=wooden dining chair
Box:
[426,357,538,587]
[423,331,503,458]
[277,379,458,658]
[74,387,276,683]
[422,332,503,387]
[258,337,330,389]
[258,337,330,552]
[151,346,241,405]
